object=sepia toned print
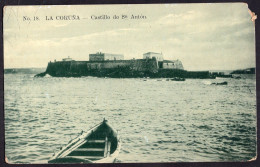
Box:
[4,3,256,163]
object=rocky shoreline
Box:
[35,67,220,79]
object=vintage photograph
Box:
[4,3,256,163]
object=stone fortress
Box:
[86,52,184,70]
[57,52,184,71]
[36,52,213,78]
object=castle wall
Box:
[46,59,158,77]
[42,59,212,78]
[163,62,175,69]
[163,60,184,70]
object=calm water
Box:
[4,73,256,163]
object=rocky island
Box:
[35,52,234,79]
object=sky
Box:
[4,3,256,70]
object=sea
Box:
[4,71,256,163]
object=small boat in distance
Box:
[211,81,228,85]
[48,119,121,164]
[170,77,186,81]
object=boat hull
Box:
[48,120,121,163]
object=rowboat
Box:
[170,77,185,81]
[211,81,228,85]
[48,119,121,163]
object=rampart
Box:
[36,58,217,79]
[45,59,158,77]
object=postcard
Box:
[3,3,256,164]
